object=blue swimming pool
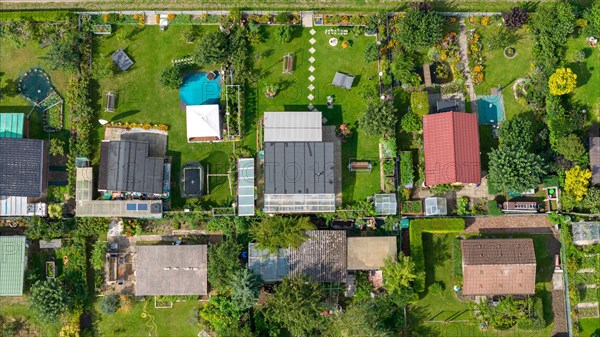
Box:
[477,95,505,125]
[179,72,222,105]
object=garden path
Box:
[307,28,317,110]
[458,18,478,114]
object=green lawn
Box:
[579,317,600,337]
[94,298,203,337]
[411,233,555,337]
[252,26,381,203]
[93,25,233,208]
[0,297,61,336]
[566,35,600,123]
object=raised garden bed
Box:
[384,176,396,193]
[93,24,112,35]
[401,200,423,215]
[383,159,395,176]
[400,152,414,188]
[46,260,56,279]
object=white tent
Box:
[186,104,221,142]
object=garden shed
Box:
[571,222,600,246]
[374,193,397,215]
[263,111,322,142]
[424,197,447,216]
[0,236,26,296]
[186,104,222,142]
[0,113,25,138]
[332,72,355,90]
[111,49,134,71]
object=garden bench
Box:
[348,161,372,172]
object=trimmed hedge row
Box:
[409,218,465,292]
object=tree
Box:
[159,65,182,89]
[529,2,575,69]
[230,268,262,310]
[501,7,529,30]
[488,145,545,193]
[200,295,243,334]
[194,31,228,65]
[548,67,577,96]
[29,279,68,322]
[181,25,198,43]
[391,53,420,86]
[275,25,292,43]
[395,8,444,51]
[381,253,417,295]
[208,240,242,292]
[360,100,397,138]
[364,42,379,63]
[400,112,422,133]
[583,1,600,37]
[100,294,118,314]
[565,166,592,201]
[45,39,80,71]
[263,276,323,336]
[49,138,65,156]
[486,28,519,50]
[498,117,534,150]
[250,216,315,253]
[555,133,586,163]
[47,203,62,219]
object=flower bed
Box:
[383,159,395,176]
[468,30,485,85]
[400,200,422,215]
[44,104,63,131]
[107,122,169,132]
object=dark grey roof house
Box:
[0,138,47,197]
[98,140,165,194]
[135,245,207,296]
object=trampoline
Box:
[180,162,205,198]
[477,95,505,125]
[18,68,54,105]
[179,72,222,106]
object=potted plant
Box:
[264,83,279,98]
[336,123,352,142]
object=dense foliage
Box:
[250,216,315,253]
[194,31,228,65]
[564,166,592,201]
[207,240,243,292]
[529,2,575,70]
[555,133,586,163]
[583,1,600,37]
[381,253,417,295]
[395,8,444,51]
[275,25,292,43]
[159,65,183,89]
[230,268,262,310]
[401,112,422,132]
[488,145,546,193]
[359,100,397,138]
[548,67,577,96]
[29,279,68,322]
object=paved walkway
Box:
[458,18,478,114]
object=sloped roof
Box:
[135,245,207,296]
[591,137,600,185]
[461,239,536,296]
[423,112,481,185]
[98,140,164,194]
[0,138,47,197]
[263,111,322,142]
[288,230,347,283]
[347,237,397,270]
[0,236,26,296]
[248,243,290,282]
[186,104,221,142]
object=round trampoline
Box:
[18,68,54,105]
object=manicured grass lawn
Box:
[0,38,71,139]
[93,25,233,208]
[566,35,600,123]
[94,298,202,337]
[474,27,533,120]
[252,26,381,203]
[0,297,61,336]
[579,317,600,337]
[411,233,555,337]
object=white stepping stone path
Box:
[308,94,314,100]
[310,29,316,35]
[309,47,316,54]
[309,75,315,82]
[309,38,316,44]
[308,84,315,91]
[309,66,315,72]
[309,56,315,63]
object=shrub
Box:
[159,65,182,89]
[455,196,470,215]
[502,7,528,30]
[48,203,63,219]
[401,112,422,132]
[410,91,429,117]
[274,12,289,24]
[400,152,414,186]
[409,218,465,292]
[275,25,292,43]
[100,294,118,314]
[548,67,577,96]
[364,42,379,63]
[487,200,503,216]
[428,282,443,295]
[517,297,546,331]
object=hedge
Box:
[409,218,465,292]
[0,11,72,22]
[452,237,463,282]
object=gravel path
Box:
[458,18,478,114]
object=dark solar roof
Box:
[98,140,164,194]
[264,142,334,195]
[111,49,134,71]
[0,138,47,197]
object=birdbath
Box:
[329,37,338,46]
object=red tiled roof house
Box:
[461,238,536,297]
[423,112,481,186]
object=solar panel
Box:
[126,204,136,211]
[238,158,255,216]
[137,203,148,211]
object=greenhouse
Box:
[572,222,600,246]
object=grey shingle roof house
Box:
[135,245,207,296]
[461,238,536,296]
[98,140,165,194]
[0,138,47,197]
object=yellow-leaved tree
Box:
[548,67,577,96]
[564,166,592,201]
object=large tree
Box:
[548,67,577,96]
[583,1,600,37]
[395,8,445,51]
[359,100,397,138]
[250,216,315,253]
[529,2,575,69]
[29,279,68,322]
[326,297,404,337]
[193,31,228,66]
[381,253,417,295]
[263,276,324,336]
[488,145,546,193]
[555,133,586,163]
[207,240,242,292]
[498,117,534,150]
[230,268,262,310]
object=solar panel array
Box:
[238,158,255,216]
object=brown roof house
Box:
[461,239,536,297]
[134,245,207,296]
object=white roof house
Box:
[186,104,221,142]
[264,111,322,142]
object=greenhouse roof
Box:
[0,236,26,296]
[0,113,24,138]
[572,222,600,246]
[374,194,397,215]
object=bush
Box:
[409,218,465,292]
[455,196,470,216]
[487,200,503,216]
[410,91,429,117]
[401,112,422,132]
[517,297,546,331]
[274,12,290,24]
[364,42,379,63]
[100,294,118,314]
[159,65,182,89]
[400,152,414,186]
[428,282,443,295]
[275,25,292,43]
[49,138,65,156]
